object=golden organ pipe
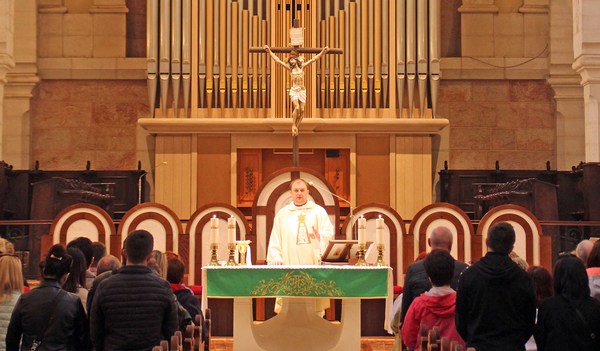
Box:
[146,0,159,117]
[159,0,171,117]
[406,0,416,118]
[206,0,214,110]
[429,0,441,118]
[242,7,249,109]
[417,0,428,118]
[349,0,356,108]
[219,0,227,108]
[374,0,382,109]
[231,1,239,109]
[182,0,191,117]
[361,0,368,109]
[171,0,182,117]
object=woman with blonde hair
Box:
[0,255,24,351]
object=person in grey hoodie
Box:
[455,222,536,351]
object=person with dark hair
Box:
[63,247,89,313]
[90,230,178,351]
[67,237,96,288]
[400,226,468,325]
[6,244,91,350]
[166,257,206,342]
[401,250,464,350]
[525,266,554,351]
[534,254,600,351]
[586,240,600,301]
[527,266,554,309]
[455,222,536,351]
[90,241,106,275]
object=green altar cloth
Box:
[204,266,389,298]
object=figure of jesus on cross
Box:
[252,20,341,137]
[264,44,329,136]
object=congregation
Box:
[0,231,206,351]
[0,222,598,350]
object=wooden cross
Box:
[250,20,342,167]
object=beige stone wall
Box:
[438,79,557,170]
[30,80,147,170]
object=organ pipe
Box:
[146,0,441,119]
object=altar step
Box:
[210,336,396,351]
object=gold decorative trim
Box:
[250,271,344,297]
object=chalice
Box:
[236,240,252,265]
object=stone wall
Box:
[30,80,147,169]
[438,79,557,170]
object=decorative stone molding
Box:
[90,0,128,14]
[520,0,550,14]
[458,0,499,14]
[0,53,15,83]
[38,0,67,14]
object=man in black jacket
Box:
[455,222,536,351]
[90,230,178,351]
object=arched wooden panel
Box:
[341,203,406,286]
[118,202,183,256]
[408,202,474,263]
[186,204,250,285]
[476,204,549,269]
[48,203,115,251]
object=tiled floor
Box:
[210,337,396,351]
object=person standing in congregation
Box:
[266,178,334,313]
[6,244,90,351]
[401,249,465,350]
[534,254,600,351]
[89,230,178,351]
[400,226,468,325]
[585,240,600,301]
[0,255,24,351]
[455,222,536,351]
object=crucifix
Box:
[250,19,342,167]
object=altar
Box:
[201,265,392,351]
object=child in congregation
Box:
[401,249,465,350]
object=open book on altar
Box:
[321,239,374,263]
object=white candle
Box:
[210,216,218,244]
[376,216,384,245]
[228,216,236,244]
[358,216,366,245]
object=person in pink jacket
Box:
[401,249,465,350]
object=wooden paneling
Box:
[197,136,231,208]
[156,135,195,218]
[395,136,432,219]
[356,136,390,206]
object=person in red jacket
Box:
[401,249,465,350]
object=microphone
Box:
[307,181,354,237]
[138,161,168,203]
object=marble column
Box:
[0,0,16,160]
[572,0,600,162]
[547,0,584,170]
[3,0,39,168]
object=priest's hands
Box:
[309,226,320,241]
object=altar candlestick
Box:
[228,216,236,243]
[358,216,366,245]
[376,216,384,245]
[210,216,219,244]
